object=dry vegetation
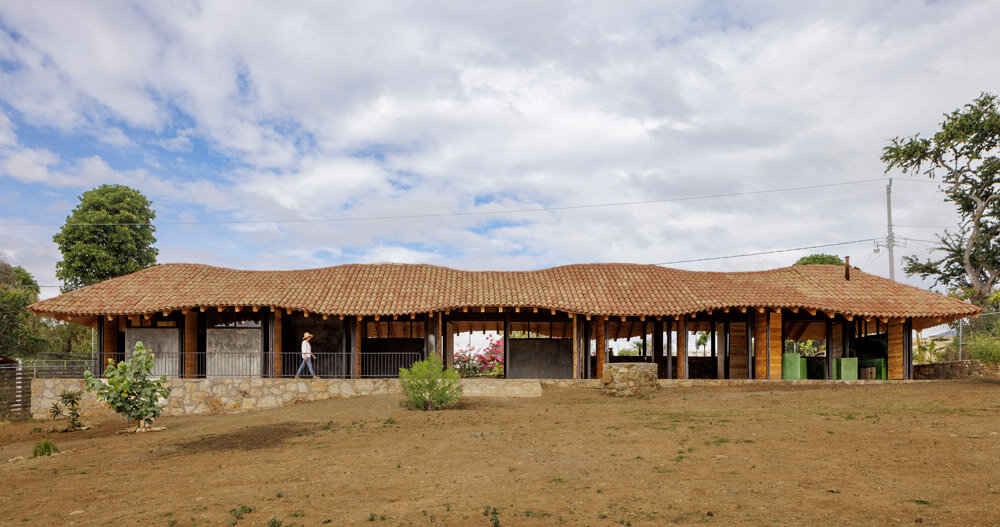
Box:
[2,381,1000,526]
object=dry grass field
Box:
[2,381,1000,526]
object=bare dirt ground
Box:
[2,380,1000,526]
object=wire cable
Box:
[651,238,877,265]
[0,178,886,227]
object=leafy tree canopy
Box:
[0,258,46,357]
[794,253,845,266]
[53,185,158,292]
[882,93,1000,306]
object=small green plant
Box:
[83,342,171,430]
[399,354,462,410]
[32,437,59,457]
[58,390,84,429]
[267,518,284,527]
[229,504,253,520]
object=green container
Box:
[835,357,858,380]
[782,353,803,379]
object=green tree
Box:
[84,342,171,430]
[882,93,1000,306]
[52,184,158,292]
[0,258,48,357]
[794,254,845,266]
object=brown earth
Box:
[2,380,1000,526]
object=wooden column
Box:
[888,319,905,380]
[594,315,605,379]
[768,310,783,379]
[677,316,687,379]
[184,311,198,378]
[353,317,362,379]
[102,317,117,370]
[503,311,510,378]
[729,321,748,379]
[571,314,579,379]
[825,320,834,380]
[273,310,283,378]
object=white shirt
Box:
[301,339,312,359]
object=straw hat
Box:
[303,332,313,339]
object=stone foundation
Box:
[914,360,1000,380]
[602,363,658,397]
[30,377,546,420]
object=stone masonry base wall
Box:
[30,377,546,420]
[914,360,1000,380]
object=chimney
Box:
[844,256,850,280]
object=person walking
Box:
[294,332,318,379]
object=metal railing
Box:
[0,363,32,419]
[13,351,427,379]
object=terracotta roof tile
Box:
[29,262,979,324]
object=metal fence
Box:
[951,311,1000,362]
[13,351,426,379]
[0,363,31,420]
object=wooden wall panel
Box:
[753,312,767,379]
[888,319,904,380]
[729,321,748,379]
[769,310,783,379]
[184,311,197,378]
[102,317,117,370]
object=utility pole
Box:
[886,178,896,281]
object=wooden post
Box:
[888,319,904,379]
[184,311,197,378]
[677,316,687,379]
[769,310,782,379]
[273,310,283,378]
[503,311,510,378]
[353,317,362,379]
[571,314,579,379]
[594,315,605,379]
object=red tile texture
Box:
[29,262,979,323]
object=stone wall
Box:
[914,360,1000,380]
[31,377,546,420]
[602,362,658,397]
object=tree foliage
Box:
[0,257,48,357]
[53,184,158,292]
[794,253,845,266]
[84,342,171,429]
[882,93,1000,305]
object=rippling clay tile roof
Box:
[28,262,979,321]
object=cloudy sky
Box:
[0,1,997,299]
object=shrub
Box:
[32,437,58,457]
[967,335,1000,365]
[399,354,462,410]
[83,341,171,430]
[453,335,504,377]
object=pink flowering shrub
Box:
[453,334,505,377]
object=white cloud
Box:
[0,0,993,293]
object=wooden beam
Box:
[498,306,503,313]
[533,307,538,313]
[514,306,520,313]
[200,306,207,312]
[790,307,799,314]
[639,315,646,322]
[181,308,190,315]
[825,311,836,319]
[755,307,766,314]
[462,307,468,312]
[551,309,556,315]
[217,306,225,312]
[568,312,574,318]
[303,311,310,318]
[252,306,260,312]
[106,315,114,321]
[234,306,242,313]
[322,314,329,320]
[393,314,398,320]
[339,314,344,320]
[585,314,591,321]
[739,306,747,313]
[480,306,486,313]
[723,307,730,313]
[162,310,171,317]
[286,308,293,315]
[374,314,379,321]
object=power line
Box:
[0,178,886,227]
[651,239,877,265]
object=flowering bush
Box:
[453,335,504,377]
